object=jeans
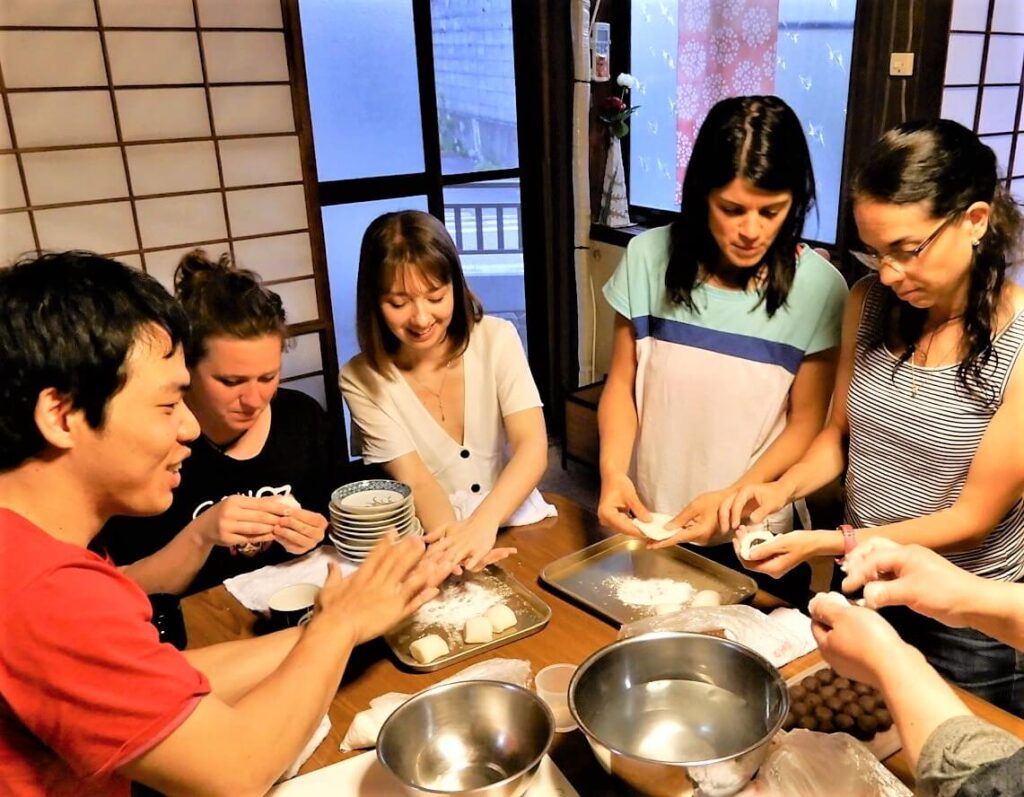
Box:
[884,605,1024,718]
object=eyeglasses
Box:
[850,211,962,275]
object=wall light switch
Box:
[890,52,915,77]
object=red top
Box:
[0,509,211,796]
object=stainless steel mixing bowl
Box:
[377,680,554,797]
[569,631,789,797]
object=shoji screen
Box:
[0,0,332,407]
[942,0,1024,202]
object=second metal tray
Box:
[385,564,551,672]
[540,534,757,626]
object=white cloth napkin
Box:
[268,751,579,796]
[763,607,818,666]
[450,487,557,527]
[619,604,817,669]
[222,546,357,612]
[340,658,532,751]
[277,714,332,783]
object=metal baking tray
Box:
[540,534,757,626]
[384,564,551,672]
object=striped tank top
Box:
[845,277,1024,582]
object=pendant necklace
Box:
[909,314,963,397]
[409,358,457,421]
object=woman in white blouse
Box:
[341,210,549,572]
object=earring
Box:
[971,239,980,247]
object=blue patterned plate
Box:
[330,480,412,514]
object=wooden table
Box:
[183,494,1024,793]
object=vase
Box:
[599,136,632,228]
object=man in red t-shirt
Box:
[0,253,445,795]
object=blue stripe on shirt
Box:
[633,315,804,374]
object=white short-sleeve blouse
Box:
[340,316,543,496]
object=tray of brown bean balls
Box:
[783,663,902,759]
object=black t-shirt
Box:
[97,388,334,595]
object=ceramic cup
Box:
[148,592,187,650]
[535,663,578,732]
[268,583,320,630]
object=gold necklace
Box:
[408,358,457,421]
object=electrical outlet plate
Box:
[890,52,914,77]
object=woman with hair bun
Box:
[597,95,848,551]
[728,119,1024,715]
[99,250,330,595]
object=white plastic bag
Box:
[736,730,911,797]
[339,658,532,751]
[617,604,816,668]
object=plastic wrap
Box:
[617,604,817,668]
[339,658,532,751]
[736,730,911,796]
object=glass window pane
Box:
[1014,135,1024,176]
[323,196,430,458]
[442,179,527,351]
[984,35,1024,83]
[627,0,679,212]
[951,0,992,31]
[431,0,518,174]
[1011,177,1024,203]
[630,0,856,243]
[979,85,1019,133]
[300,0,424,181]
[945,33,985,84]
[992,0,1024,33]
[322,196,429,369]
[980,134,1013,174]
[942,86,979,128]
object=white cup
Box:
[536,663,577,733]
[268,583,320,629]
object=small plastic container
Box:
[535,663,578,732]
[592,22,611,82]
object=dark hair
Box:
[355,210,483,373]
[173,249,287,367]
[853,119,1023,402]
[667,95,816,315]
[0,251,190,471]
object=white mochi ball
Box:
[410,634,449,664]
[464,616,494,644]
[485,603,518,633]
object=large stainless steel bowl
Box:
[377,680,555,797]
[569,631,788,797]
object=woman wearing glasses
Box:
[725,119,1024,714]
[597,95,848,558]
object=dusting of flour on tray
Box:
[412,580,511,628]
[604,575,695,607]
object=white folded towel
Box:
[449,487,557,527]
[223,547,357,612]
[277,714,332,782]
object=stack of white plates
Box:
[328,479,420,562]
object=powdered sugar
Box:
[412,580,512,628]
[605,575,696,607]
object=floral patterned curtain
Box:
[674,0,780,203]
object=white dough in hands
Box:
[738,528,776,560]
[410,634,450,664]
[276,493,301,510]
[632,512,676,541]
[485,603,517,633]
[464,616,493,644]
[809,591,854,619]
